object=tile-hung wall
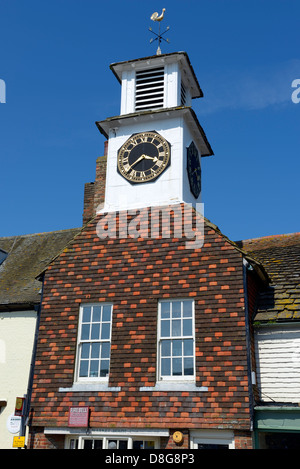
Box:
[29,205,254,449]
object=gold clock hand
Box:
[142,155,158,162]
[125,154,158,172]
[125,154,145,172]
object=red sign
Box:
[68,406,89,427]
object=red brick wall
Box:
[82,154,107,225]
[161,430,189,449]
[234,431,253,449]
[28,427,65,449]
[30,204,254,437]
[82,182,95,225]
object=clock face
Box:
[187,141,201,198]
[117,131,171,184]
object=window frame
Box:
[157,299,195,382]
[65,435,160,449]
[190,430,235,449]
[74,303,113,383]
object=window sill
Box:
[139,382,208,392]
[59,382,121,393]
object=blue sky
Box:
[0,0,299,242]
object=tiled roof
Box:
[0,228,80,311]
[237,233,300,322]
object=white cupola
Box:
[110,52,203,115]
[96,52,213,213]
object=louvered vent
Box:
[135,67,164,111]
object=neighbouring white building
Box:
[0,229,79,448]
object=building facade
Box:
[1,49,296,450]
[28,205,268,449]
[26,50,270,450]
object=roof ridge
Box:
[0,227,80,241]
[238,232,300,244]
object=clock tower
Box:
[96,51,213,213]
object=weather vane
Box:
[149,8,170,55]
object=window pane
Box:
[161,357,170,376]
[100,360,109,377]
[79,360,89,377]
[101,342,110,358]
[119,440,128,449]
[144,441,155,449]
[90,360,99,377]
[101,322,110,340]
[184,357,194,375]
[161,320,170,337]
[81,343,90,359]
[94,440,103,449]
[172,319,181,337]
[133,440,143,449]
[161,302,170,318]
[183,319,192,336]
[91,323,100,340]
[183,300,193,317]
[161,339,171,357]
[172,301,181,318]
[91,342,100,358]
[102,305,112,322]
[92,306,101,322]
[82,306,91,323]
[81,323,90,340]
[83,439,93,449]
[172,340,182,357]
[108,440,117,449]
[172,357,182,376]
[183,339,193,356]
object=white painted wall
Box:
[101,115,201,213]
[255,324,300,403]
[0,311,36,449]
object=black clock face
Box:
[187,141,201,198]
[117,131,171,184]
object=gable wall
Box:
[30,205,252,431]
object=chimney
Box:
[82,142,107,225]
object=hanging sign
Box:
[68,406,89,427]
[14,397,25,416]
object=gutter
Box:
[243,258,255,433]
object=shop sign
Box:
[68,406,89,427]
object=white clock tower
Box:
[96,51,213,213]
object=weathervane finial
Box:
[149,8,170,55]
